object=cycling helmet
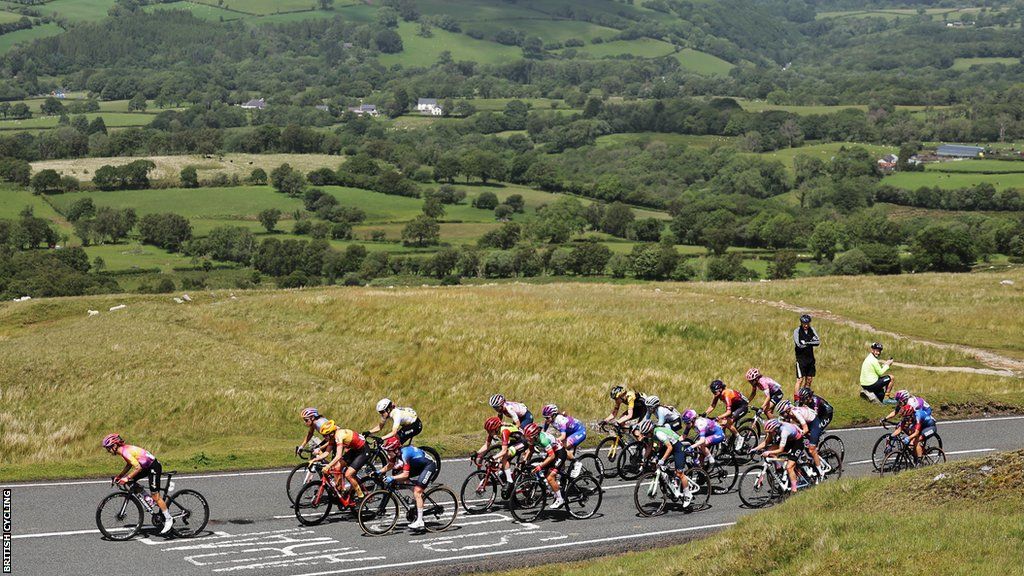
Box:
[609,385,624,400]
[637,420,654,435]
[776,400,793,413]
[301,407,319,420]
[376,398,393,413]
[484,416,502,434]
[710,379,725,394]
[798,387,814,403]
[764,419,781,433]
[101,433,123,449]
[894,390,910,404]
[899,404,915,418]
[522,423,541,439]
[871,342,884,351]
[318,419,337,435]
[488,394,506,408]
[682,409,697,423]
[382,436,402,452]
[800,314,812,324]
[644,395,660,408]
[745,368,761,382]
[542,404,559,419]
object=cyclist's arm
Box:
[390,465,411,482]
[380,419,402,441]
[476,436,493,458]
[718,401,733,420]
[326,440,347,469]
[704,397,719,416]
[115,462,132,481]
[534,449,555,471]
[690,436,707,449]
[604,399,622,422]
[791,412,808,435]
[508,409,522,427]
[659,441,673,463]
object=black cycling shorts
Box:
[344,445,370,474]
[138,460,162,492]
[410,461,436,488]
[769,388,784,405]
[863,376,892,401]
[397,419,423,443]
[729,400,749,422]
[540,448,567,471]
[796,358,816,378]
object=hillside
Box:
[1,269,1022,481]
[480,449,1024,576]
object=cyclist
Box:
[312,420,370,500]
[892,402,937,459]
[382,436,436,531]
[488,394,533,428]
[681,409,725,465]
[604,384,644,427]
[369,398,422,443]
[794,314,821,396]
[703,379,749,452]
[860,342,894,404]
[102,433,173,534]
[745,368,783,417]
[752,419,803,495]
[884,390,931,422]
[636,420,693,507]
[798,387,834,431]
[645,395,683,432]
[522,422,566,509]
[475,416,526,492]
[777,400,824,477]
[296,407,330,456]
[542,404,587,477]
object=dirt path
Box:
[733,296,1024,378]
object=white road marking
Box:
[846,448,995,466]
[12,528,104,539]
[284,522,737,576]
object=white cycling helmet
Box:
[645,395,660,408]
[375,398,393,413]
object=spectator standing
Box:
[793,314,820,397]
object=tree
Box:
[259,208,282,233]
[180,166,199,188]
[318,0,334,9]
[128,92,147,112]
[92,207,136,243]
[270,163,306,196]
[528,197,587,243]
[630,218,663,242]
[10,103,30,119]
[570,241,612,275]
[66,198,96,222]
[705,254,757,281]
[374,28,403,53]
[831,248,871,276]
[40,97,65,116]
[582,97,603,118]
[505,193,525,213]
[249,168,268,185]
[910,224,976,272]
[138,213,192,252]
[433,155,461,183]
[423,195,445,219]
[494,204,513,220]
[30,169,61,195]
[401,215,440,247]
[472,191,499,210]
[0,157,31,185]
[809,220,844,261]
[600,202,635,237]
[767,250,798,279]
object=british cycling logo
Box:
[2,488,11,573]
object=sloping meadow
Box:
[1,282,1020,479]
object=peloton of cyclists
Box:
[887,390,937,459]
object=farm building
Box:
[877,153,899,172]
[936,144,984,158]
[416,98,443,116]
[348,104,379,117]
[240,98,267,110]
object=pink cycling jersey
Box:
[752,375,781,393]
[503,401,528,418]
[788,405,817,426]
[694,417,722,437]
[778,422,803,447]
[118,444,156,469]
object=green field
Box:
[564,38,676,59]
[462,17,615,43]
[952,57,1020,70]
[0,112,154,131]
[482,450,1024,576]
[144,1,244,22]
[674,48,734,76]
[595,133,738,149]
[40,0,118,22]
[1,272,1021,480]
[737,99,948,117]
[191,0,318,16]
[83,241,199,272]
[925,159,1024,173]
[0,23,63,54]
[380,21,522,67]
[756,141,897,172]
[885,171,1024,191]
[0,10,23,24]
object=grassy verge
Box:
[1,275,1022,482]
[478,450,1024,576]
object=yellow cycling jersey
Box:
[336,429,366,449]
[619,389,638,411]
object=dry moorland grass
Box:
[1,279,1021,480]
[31,153,343,182]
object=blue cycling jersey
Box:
[399,445,430,467]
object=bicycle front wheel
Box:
[871,434,894,472]
[294,482,333,526]
[167,489,209,538]
[633,472,667,517]
[880,451,908,476]
[564,474,602,520]
[921,447,946,467]
[423,486,458,532]
[460,470,497,514]
[617,441,648,481]
[706,457,739,494]
[820,448,843,479]
[96,492,144,541]
[358,490,399,536]
[737,466,774,509]
[286,464,317,505]
[818,435,846,466]
[685,467,712,510]
[508,476,546,523]
[595,436,620,479]
[573,454,604,481]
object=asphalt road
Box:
[5,415,1024,576]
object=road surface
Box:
[5,415,1023,576]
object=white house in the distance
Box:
[416,98,443,116]
[240,98,266,110]
[348,103,379,117]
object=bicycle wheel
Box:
[421,446,442,483]
[564,474,602,520]
[595,436,620,479]
[871,434,895,472]
[617,441,648,481]
[96,492,144,541]
[423,486,458,532]
[706,457,739,494]
[879,451,908,476]
[818,435,846,466]
[286,464,318,505]
[460,470,497,514]
[738,466,775,509]
[925,432,944,451]
[167,489,209,538]
[730,426,759,460]
[508,475,546,523]
[294,481,333,526]
[820,448,843,479]
[358,490,400,536]
[685,467,712,510]
[922,447,946,467]
[573,454,604,481]
[633,472,668,517]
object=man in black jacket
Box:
[793,314,820,398]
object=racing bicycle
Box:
[96,471,209,541]
[357,482,458,536]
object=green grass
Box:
[595,133,738,149]
[0,276,1020,480]
[0,112,153,131]
[0,10,23,24]
[756,142,897,173]
[83,241,198,272]
[49,186,303,224]
[563,38,677,59]
[0,23,63,54]
[0,189,65,223]
[191,0,318,16]
[925,159,1024,173]
[480,450,1024,576]
[467,98,568,112]
[40,0,118,22]
[462,17,615,43]
[674,48,734,76]
[143,1,244,22]
[737,99,950,117]
[952,57,1020,70]
[379,21,522,67]
[885,171,1024,191]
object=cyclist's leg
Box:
[147,461,168,511]
[347,448,370,497]
[398,419,423,443]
